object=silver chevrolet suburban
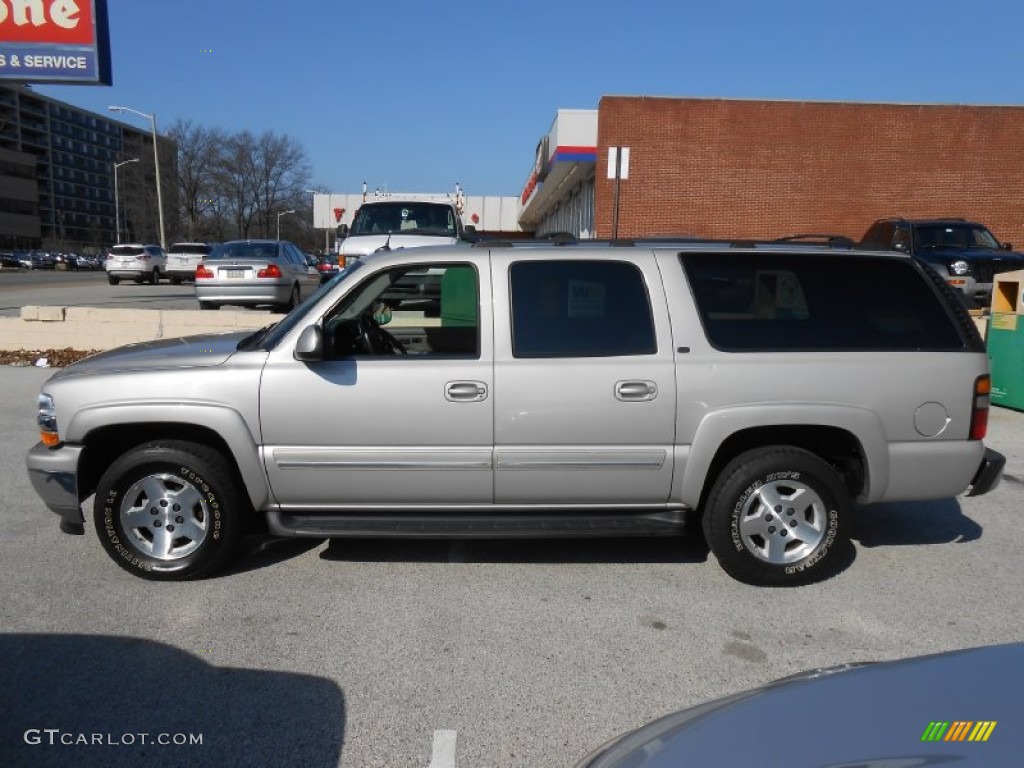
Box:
[26,239,1005,586]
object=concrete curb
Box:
[0,305,282,351]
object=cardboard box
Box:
[992,269,1024,314]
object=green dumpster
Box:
[988,271,1024,411]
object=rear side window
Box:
[169,244,213,255]
[682,252,965,352]
[510,260,656,357]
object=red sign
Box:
[0,0,97,45]
[333,207,345,222]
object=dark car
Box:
[577,642,1022,767]
[862,218,1024,307]
[0,250,23,270]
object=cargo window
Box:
[682,252,965,352]
[510,260,656,357]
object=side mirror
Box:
[1003,242,1013,251]
[293,324,324,362]
[337,224,349,238]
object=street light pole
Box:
[108,106,166,250]
[277,210,295,241]
[113,158,139,244]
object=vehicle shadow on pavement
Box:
[848,498,982,547]
[0,634,345,768]
[218,536,328,577]
[320,532,710,565]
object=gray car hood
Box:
[579,642,1023,767]
[47,331,251,380]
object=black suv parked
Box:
[861,218,1024,307]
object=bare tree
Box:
[251,131,312,238]
[167,119,225,241]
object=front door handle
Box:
[615,380,658,401]
[445,381,488,402]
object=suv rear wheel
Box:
[703,446,847,586]
[93,440,246,580]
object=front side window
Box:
[683,252,965,352]
[323,262,479,358]
[510,260,656,358]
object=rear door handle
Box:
[446,381,488,402]
[615,380,658,401]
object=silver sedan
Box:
[195,239,320,312]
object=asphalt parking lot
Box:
[1,360,1023,767]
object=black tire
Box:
[278,285,300,313]
[702,446,848,586]
[150,268,160,285]
[93,440,247,580]
[170,275,182,286]
[108,275,120,285]
[199,301,219,311]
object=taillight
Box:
[970,375,991,440]
[257,264,282,278]
[195,265,214,279]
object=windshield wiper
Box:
[237,322,279,350]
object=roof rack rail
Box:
[774,233,855,247]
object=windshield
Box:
[914,224,1000,250]
[242,260,366,350]
[350,203,457,236]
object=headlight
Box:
[37,393,60,446]
[950,260,971,276]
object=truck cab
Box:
[337,200,474,266]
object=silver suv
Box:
[27,239,1004,586]
[105,244,167,285]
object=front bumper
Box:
[26,441,85,528]
[966,447,1006,497]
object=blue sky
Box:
[34,0,1024,197]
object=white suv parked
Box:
[166,242,215,284]
[105,244,167,285]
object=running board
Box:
[266,509,688,539]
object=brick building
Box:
[520,96,1024,246]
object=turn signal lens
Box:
[970,375,991,440]
[37,393,60,446]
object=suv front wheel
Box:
[703,446,848,586]
[93,440,245,580]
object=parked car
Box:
[166,242,215,284]
[105,244,167,285]
[30,251,56,270]
[315,254,341,283]
[0,250,22,270]
[194,239,321,311]
[861,218,1024,307]
[26,237,1003,583]
[76,254,102,271]
[53,252,80,271]
[575,642,1022,767]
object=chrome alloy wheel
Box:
[738,479,826,564]
[119,473,209,560]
